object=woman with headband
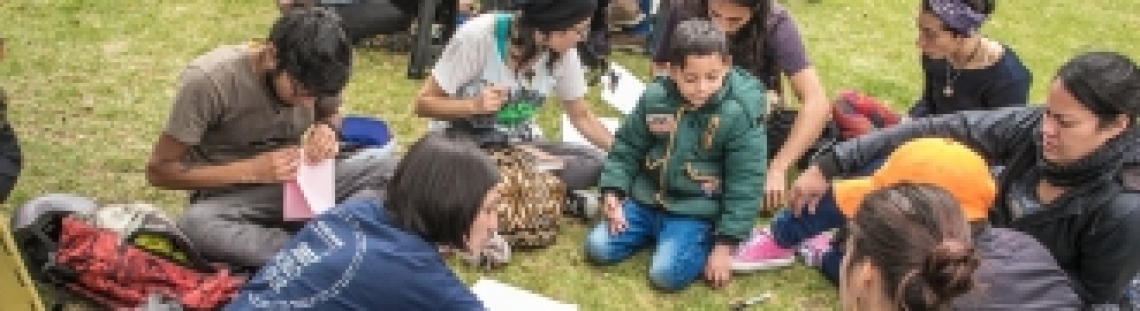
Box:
[909,0,1032,117]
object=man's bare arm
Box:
[564,98,614,151]
[415,76,486,119]
[145,133,260,190]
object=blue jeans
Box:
[585,200,714,291]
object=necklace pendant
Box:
[943,86,954,97]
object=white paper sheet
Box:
[561,115,620,145]
[471,278,577,311]
[600,63,645,115]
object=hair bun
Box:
[922,239,980,299]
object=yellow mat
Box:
[0,221,47,311]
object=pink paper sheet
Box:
[283,150,336,221]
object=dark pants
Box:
[178,154,397,269]
[528,142,605,192]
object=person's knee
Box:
[768,209,798,248]
[178,207,288,268]
[648,237,706,292]
[648,261,696,292]
[353,152,398,178]
[769,207,844,248]
[819,249,843,286]
[560,159,603,192]
[177,204,216,235]
[584,225,624,264]
[338,152,399,194]
[535,143,604,191]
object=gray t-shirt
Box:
[164,44,341,167]
[428,13,588,141]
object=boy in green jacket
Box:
[585,19,767,291]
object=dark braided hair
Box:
[267,7,353,97]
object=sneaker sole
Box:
[731,257,796,272]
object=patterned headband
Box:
[927,0,988,35]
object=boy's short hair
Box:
[665,19,730,67]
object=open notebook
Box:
[471,278,577,311]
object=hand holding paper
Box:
[283,148,335,220]
[304,122,340,164]
[284,147,337,221]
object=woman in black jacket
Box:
[793,51,1140,308]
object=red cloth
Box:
[831,90,901,140]
[55,217,244,310]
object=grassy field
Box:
[1,0,1137,310]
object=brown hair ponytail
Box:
[848,183,980,311]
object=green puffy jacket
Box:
[599,67,768,242]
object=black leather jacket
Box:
[813,107,1140,307]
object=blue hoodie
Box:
[224,199,485,310]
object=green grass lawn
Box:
[1,0,1137,310]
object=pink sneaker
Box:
[731,228,796,272]
[797,232,834,267]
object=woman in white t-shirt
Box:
[413,0,612,193]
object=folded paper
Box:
[284,149,336,221]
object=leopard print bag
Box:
[487,146,566,248]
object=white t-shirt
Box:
[428,13,588,140]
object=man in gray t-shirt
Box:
[145,8,394,269]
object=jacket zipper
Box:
[655,108,689,207]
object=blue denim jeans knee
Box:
[584,200,713,291]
